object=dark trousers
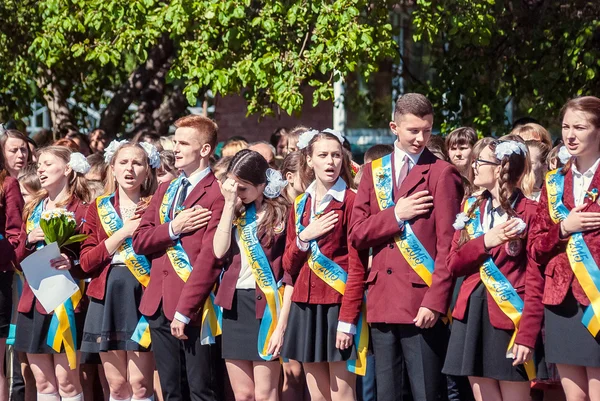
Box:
[148,308,223,401]
[371,321,449,401]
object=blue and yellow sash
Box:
[26,201,83,370]
[294,193,369,376]
[96,194,152,348]
[463,197,536,380]
[371,154,435,286]
[546,169,600,336]
[236,203,283,360]
[159,177,222,344]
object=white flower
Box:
[297,129,320,150]
[68,152,91,174]
[103,139,128,164]
[139,142,161,169]
[558,146,571,164]
[495,141,528,160]
[512,217,527,235]
[263,168,288,199]
[322,128,345,144]
[452,212,470,230]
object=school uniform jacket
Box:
[214,224,289,318]
[528,166,600,307]
[0,176,24,272]
[132,172,225,324]
[350,148,464,324]
[16,197,89,314]
[80,190,146,300]
[282,189,367,326]
[447,192,544,349]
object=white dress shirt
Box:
[572,158,600,206]
[393,141,423,225]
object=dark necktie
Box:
[173,177,190,218]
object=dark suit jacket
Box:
[0,176,24,272]
[16,197,89,314]
[529,166,600,306]
[350,148,463,324]
[447,192,544,349]
[132,172,224,324]
[282,189,367,325]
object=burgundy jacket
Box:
[0,176,24,272]
[528,167,600,306]
[16,197,89,314]
[132,172,224,324]
[447,193,544,349]
[80,191,149,300]
[282,189,367,325]
[350,148,464,324]
[214,221,289,319]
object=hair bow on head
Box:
[103,139,129,164]
[68,152,91,174]
[558,146,571,164]
[297,130,320,150]
[494,141,528,160]
[322,128,345,144]
[263,168,288,199]
[0,124,5,135]
[139,142,161,169]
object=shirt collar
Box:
[182,166,211,188]
[306,177,347,203]
[572,157,600,178]
[394,141,423,167]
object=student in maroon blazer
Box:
[131,115,224,401]
[0,161,25,399]
[350,94,463,401]
[79,141,163,401]
[281,130,366,401]
[442,139,544,400]
[213,150,290,401]
[14,147,91,401]
[529,96,600,401]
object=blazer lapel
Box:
[182,172,214,208]
[396,148,434,201]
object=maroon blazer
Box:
[350,148,464,324]
[132,172,224,324]
[447,193,544,349]
[214,219,289,319]
[528,166,600,306]
[16,197,89,314]
[0,176,24,272]
[80,190,149,300]
[282,189,367,325]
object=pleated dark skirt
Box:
[14,307,85,354]
[81,264,148,353]
[221,289,263,361]
[281,302,356,363]
[443,284,536,381]
[0,271,13,338]
[545,291,600,367]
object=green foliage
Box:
[408,0,600,135]
[0,0,395,129]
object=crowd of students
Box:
[0,92,598,401]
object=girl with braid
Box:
[443,139,544,401]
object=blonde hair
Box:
[23,146,92,220]
[104,143,158,199]
[221,139,248,157]
[510,123,552,148]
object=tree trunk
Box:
[36,69,78,139]
[152,86,189,136]
[99,34,174,137]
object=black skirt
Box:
[81,264,148,353]
[0,271,13,338]
[545,291,600,367]
[221,289,263,362]
[14,307,85,354]
[281,302,357,363]
[443,284,534,382]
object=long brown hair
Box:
[227,149,289,247]
[458,139,527,246]
[104,142,158,199]
[23,146,92,220]
[280,151,312,203]
[0,129,32,193]
[559,96,600,176]
[301,132,356,190]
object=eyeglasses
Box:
[474,158,501,168]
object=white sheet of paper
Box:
[20,242,79,313]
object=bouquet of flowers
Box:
[39,209,88,247]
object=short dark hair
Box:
[364,144,394,164]
[393,93,433,121]
[446,127,477,149]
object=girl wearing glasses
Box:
[529,96,600,401]
[443,138,544,401]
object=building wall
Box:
[213,92,333,143]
